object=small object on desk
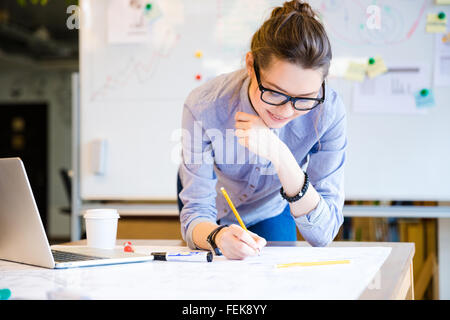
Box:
[276,259,351,269]
[151,251,213,262]
[0,288,11,300]
[123,241,134,253]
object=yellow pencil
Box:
[276,259,351,269]
[220,187,247,231]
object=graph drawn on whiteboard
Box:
[87,0,288,103]
[317,0,428,47]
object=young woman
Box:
[178,0,347,260]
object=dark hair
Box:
[250,0,332,77]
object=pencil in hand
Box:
[220,187,260,255]
[220,187,247,230]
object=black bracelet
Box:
[206,225,228,256]
[280,171,309,203]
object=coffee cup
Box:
[84,209,120,249]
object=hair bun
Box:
[286,1,316,18]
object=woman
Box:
[178,0,347,260]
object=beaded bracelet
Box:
[280,171,309,203]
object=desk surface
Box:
[0,240,414,300]
[63,239,415,300]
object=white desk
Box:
[0,240,414,300]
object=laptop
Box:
[0,157,153,269]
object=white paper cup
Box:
[84,209,120,249]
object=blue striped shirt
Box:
[179,69,347,249]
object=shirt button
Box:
[243,194,247,198]
[256,167,260,172]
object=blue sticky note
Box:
[415,89,436,108]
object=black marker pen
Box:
[151,251,213,262]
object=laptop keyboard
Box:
[51,250,107,263]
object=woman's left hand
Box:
[234,111,284,162]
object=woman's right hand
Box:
[215,224,267,260]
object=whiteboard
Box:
[79,0,450,201]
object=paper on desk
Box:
[353,63,430,115]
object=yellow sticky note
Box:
[426,13,447,33]
[436,0,450,5]
[344,62,367,82]
[367,56,388,78]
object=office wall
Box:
[0,60,73,239]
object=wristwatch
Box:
[206,225,228,256]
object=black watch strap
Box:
[280,171,310,203]
[206,225,228,256]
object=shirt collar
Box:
[239,73,259,117]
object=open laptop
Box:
[0,157,153,269]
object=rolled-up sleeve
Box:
[179,105,218,249]
[294,94,347,247]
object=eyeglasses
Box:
[253,62,325,111]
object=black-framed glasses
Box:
[254,62,325,111]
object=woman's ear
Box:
[245,51,254,77]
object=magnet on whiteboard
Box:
[91,139,107,176]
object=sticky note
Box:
[344,62,367,82]
[144,2,162,21]
[367,56,388,78]
[415,89,436,108]
[436,0,450,5]
[426,13,447,33]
